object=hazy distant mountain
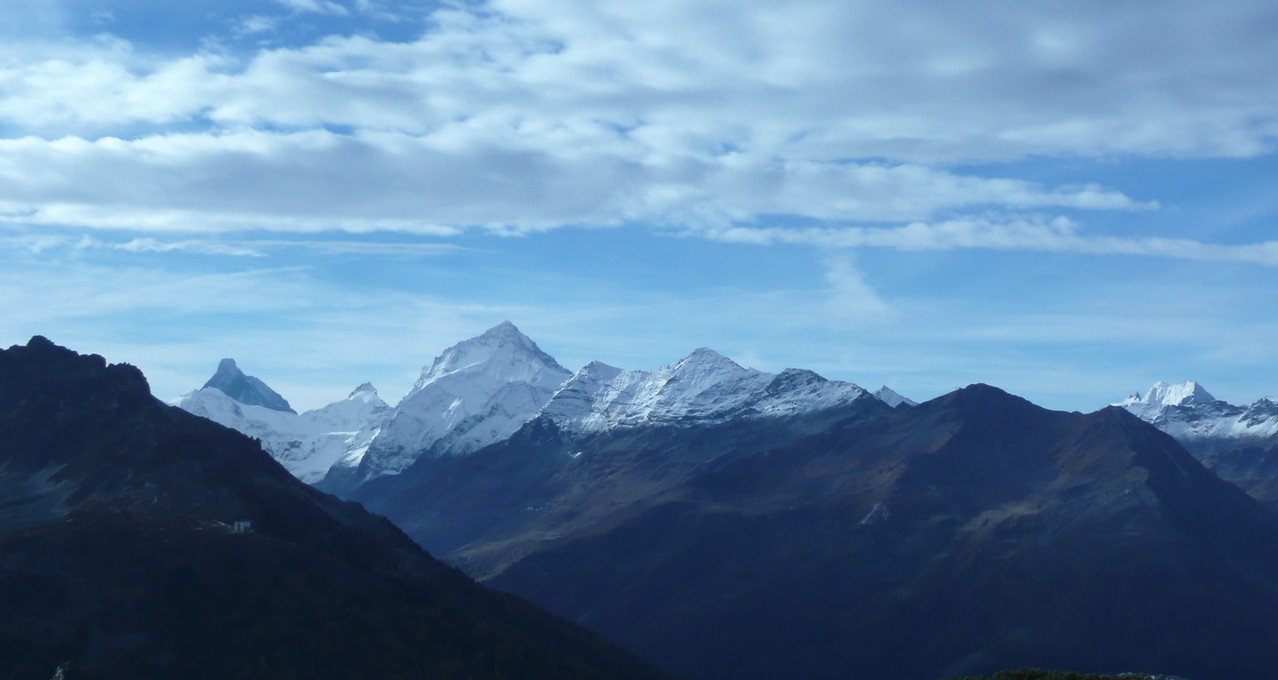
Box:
[201,357,296,413]
[359,382,1278,680]
[873,385,917,407]
[0,337,677,680]
[175,370,390,484]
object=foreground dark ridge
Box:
[0,337,678,680]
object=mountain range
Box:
[175,322,911,496]
[155,325,1278,679]
[0,337,675,680]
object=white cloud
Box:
[276,0,349,16]
[234,16,280,38]
[822,256,891,320]
[0,231,465,258]
[0,131,1149,235]
[702,217,1278,266]
[4,1,1268,158]
[0,0,1270,258]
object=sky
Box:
[0,0,1275,412]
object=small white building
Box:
[231,520,253,534]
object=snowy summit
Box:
[1116,380,1278,451]
[325,321,573,484]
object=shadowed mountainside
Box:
[0,337,678,680]
[357,382,1278,680]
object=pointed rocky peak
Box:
[874,386,916,408]
[349,382,378,399]
[201,358,295,414]
[205,358,246,387]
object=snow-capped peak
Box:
[414,321,567,389]
[343,322,574,481]
[1117,380,1217,419]
[1115,380,1278,452]
[670,347,746,372]
[1139,380,1217,408]
[201,358,295,414]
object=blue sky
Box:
[1,0,1275,411]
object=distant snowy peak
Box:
[1119,380,1217,412]
[350,322,573,480]
[416,320,568,389]
[541,350,879,433]
[874,386,917,408]
[202,358,295,413]
[1116,380,1278,450]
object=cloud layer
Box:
[0,0,1272,251]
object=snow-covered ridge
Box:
[176,322,914,488]
[1116,380,1278,448]
[539,348,880,433]
[174,381,389,484]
